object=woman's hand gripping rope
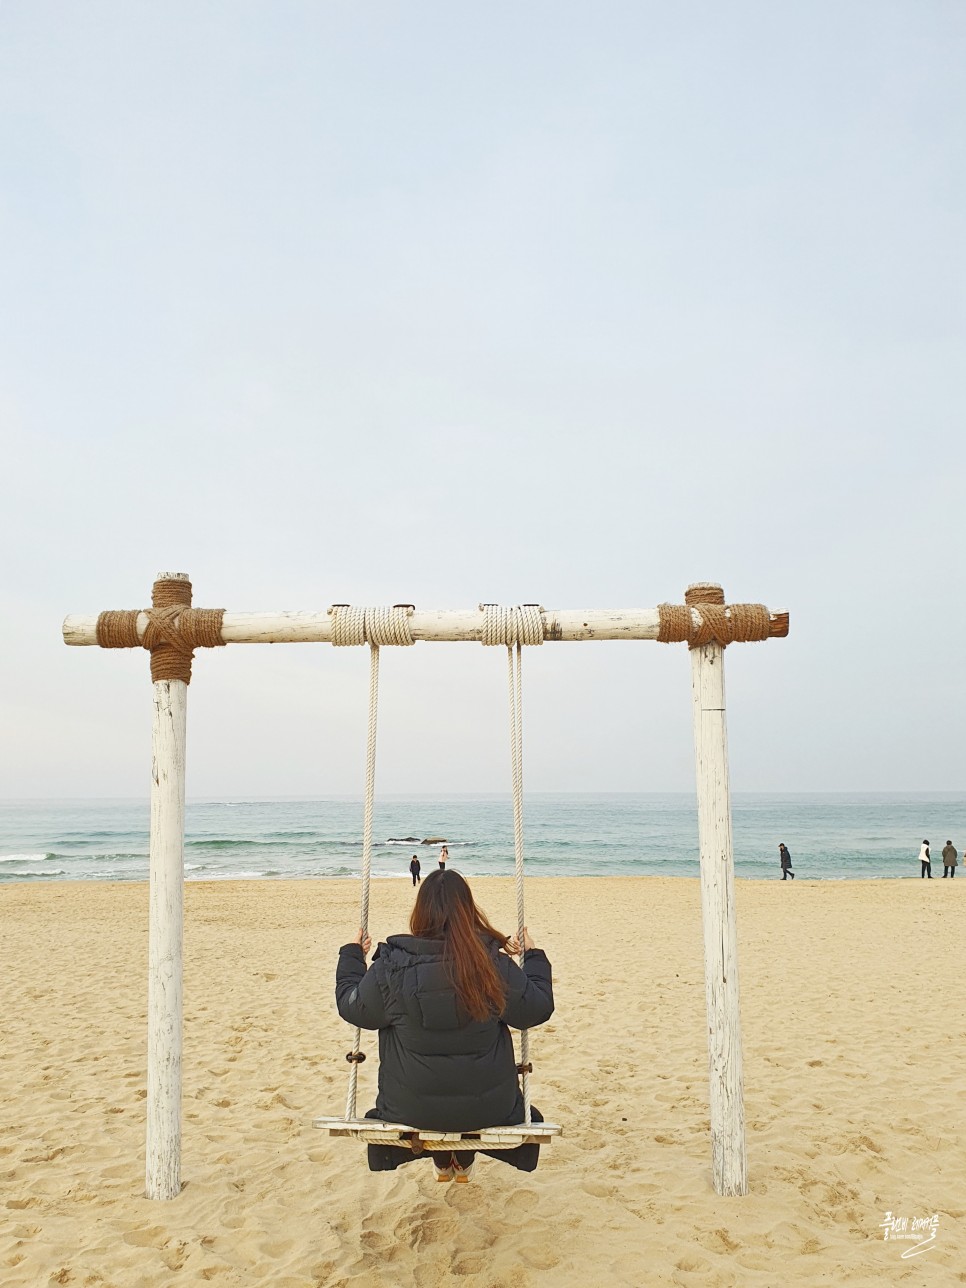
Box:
[353,929,372,955]
[505,926,536,955]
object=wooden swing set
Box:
[63,576,788,1201]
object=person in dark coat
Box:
[779,843,794,880]
[941,841,957,878]
[409,854,421,886]
[336,868,554,1181]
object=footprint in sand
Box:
[452,1253,486,1276]
[581,1179,619,1199]
[122,1225,167,1248]
[399,1211,456,1251]
[9,1224,41,1239]
[675,1254,712,1274]
[22,1145,69,1162]
[509,1188,539,1213]
[160,1240,188,1271]
[258,1238,295,1259]
[574,1131,605,1151]
[520,1247,562,1271]
[691,1226,740,1255]
[355,1226,406,1268]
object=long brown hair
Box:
[410,870,508,1021]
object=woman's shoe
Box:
[433,1160,454,1182]
[451,1157,474,1184]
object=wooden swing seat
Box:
[313,1116,561,1151]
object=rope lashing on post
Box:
[327,604,414,1118]
[657,584,775,649]
[95,578,225,682]
[480,603,544,1124]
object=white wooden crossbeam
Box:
[63,606,787,647]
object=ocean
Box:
[1,794,964,884]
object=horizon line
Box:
[3,789,966,804]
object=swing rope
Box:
[329,603,415,1120]
[507,642,531,1122]
[482,603,544,1124]
[343,642,380,1120]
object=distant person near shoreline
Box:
[439,845,448,872]
[942,840,957,878]
[919,840,932,879]
[410,854,421,886]
[779,843,794,880]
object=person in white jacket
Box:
[919,840,932,879]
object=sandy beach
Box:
[2,875,964,1287]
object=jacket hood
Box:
[379,933,505,969]
[380,934,445,967]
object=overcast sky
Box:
[2,2,964,799]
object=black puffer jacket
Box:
[336,934,554,1132]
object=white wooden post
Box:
[145,573,188,1200]
[689,583,747,1197]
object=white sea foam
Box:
[0,853,50,863]
[186,870,264,880]
[1,866,67,876]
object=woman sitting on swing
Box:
[336,868,554,1181]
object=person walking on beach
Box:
[409,854,421,886]
[336,869,554,1181]
[779,843,794,880]
[919,840,932,878]
[438,845,448,872]
[941,840,957,878]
